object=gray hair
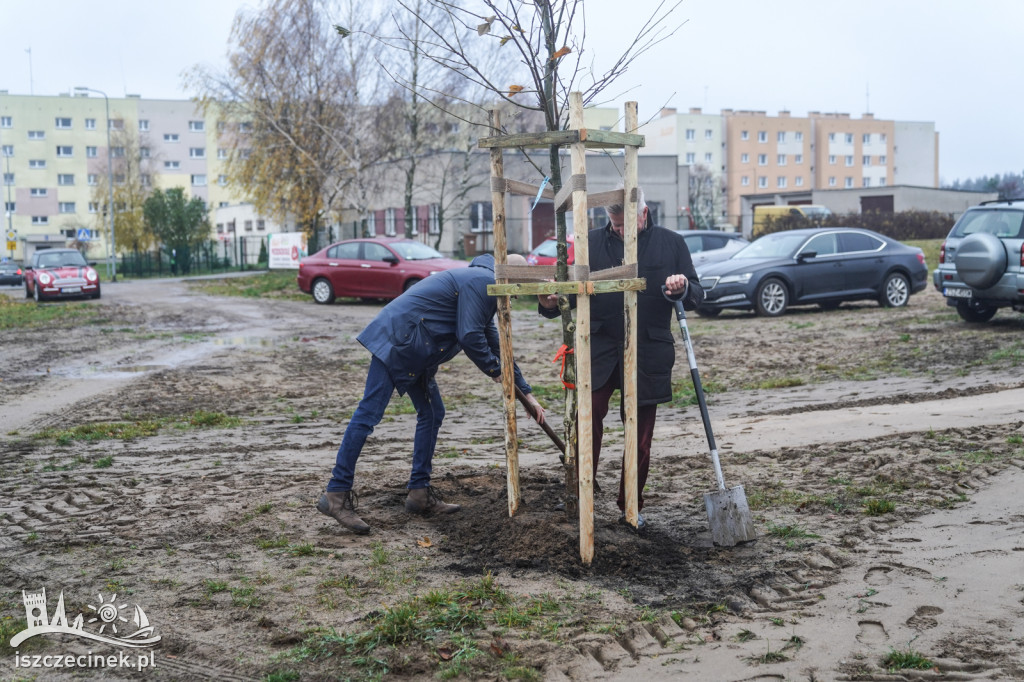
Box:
[605,185,646,217]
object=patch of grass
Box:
[765,522,819,540]
[883,648,934,672]
[230,586,263,609]
[188,270,307,300]
[670,378,726,407]
[286,543,324,557]
[33,410,242,443]
[264,671,301,682]
[0,297,106,330]
[204,580,229,596]
[1007,434,1023,445]
[256,536,290,550]
[385,396,417,415]
[743,376,805,390]
[94,455,114,468]
[864,498,896,516]
[736,629,758,642]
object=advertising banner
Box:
[267,232,307,269]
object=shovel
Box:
[671,297,757,546]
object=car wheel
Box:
[754,278,788,316]
[879,272,910,307]
[696,306,721,318]
[311,278,335,304]
[33,283,41,302]
[403,278,421,292]
[956,300,998,322]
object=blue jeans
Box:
[327,355,445,492]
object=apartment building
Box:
[0,91,279,263]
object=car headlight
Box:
[38,272,52,285]
[86,268,98,282]
[718,272,752,285]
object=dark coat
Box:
[542,224,704,405]
[357,254,530,396]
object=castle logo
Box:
[10,587,161,649]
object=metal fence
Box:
[118,237,268,278]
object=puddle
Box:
[212,336,281,348]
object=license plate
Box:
[943,287,972,298]
[62,287,81,294]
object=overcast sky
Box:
[3,0,1020,183]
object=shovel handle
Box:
[671,295,727,491]
[515,386,566,455]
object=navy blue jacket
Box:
[541,224,704,405]
[357,254,531,396]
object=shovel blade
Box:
[704,485,757,547]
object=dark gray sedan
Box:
[0,261,24,286]
[695,228,928,317]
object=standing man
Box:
[318,253,546,534]
[539,188,703,529]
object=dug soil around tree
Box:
[1,276,1022,681]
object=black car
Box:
[695,228,928,317]
[0,261,24,286]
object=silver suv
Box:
[933,199,1024,322]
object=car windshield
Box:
[389,241,445,260]
[952,209,1024,239]
[37,251,88,268]
[732,232,809,259]
[531,239,559,258]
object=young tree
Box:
[143,188,211,274]
[688,164,726,229]
[90,125,158,256]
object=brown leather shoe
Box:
[316,490,370,534]
[405,486,460,515]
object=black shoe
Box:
[618,512,646,530]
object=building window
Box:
[109,119,124,130]
[705,129,713,140]
[55,117,72,129]
[29,159,46,169]
[777,154,786,165]
[705,152,712,162]
[189,120,205,132]
[844,133,853,144]
[740,153,749,163]
[30,188,47,197]
[384,208,397,236]
[57,174,74,185]
[741,176,749,186]
[244,220,253,232]
[685,128,695,141]
[845,155,854,166]
[828,154,836,164]
[87,174,98,185]
[828,132,835,142]
[164,161,180,170]
[216,223,224,234]
[428,204,440,234]
[140,147,150,158]
[757,131,767,142]
[795,154,803,164]
[470,202,493,233]
[189,147,205,159]
[845,177,853,188]
[239,149,251,159]
[1,145,11,157]
[795,131,803,142]
[257,219,266,231]
[163,133,179,143]
[59,202,76,213]
[685,152,696,163]
[88,202,99,213]
[217,122,226,133]
[1,116,11,128]
[741,130,749,140]
[757,154,767,166]
[191,174,207,186]
[828,176,836,187]
[757,176,767,188]
[32,216,49,225]
[879,155,887,164]
[141,174,151,186]
[863,155,871,166]
[110,146,125,158]
[139,119,149,131]
[863,177,871,187]
[218,202,228,208]
[85,118,96,130]
[217,148,228,160]
[218,174,228,186]
[777,131,785,142]
[863,133,871,144]
[3,173,13,185]
[238,121,252,133]
[795,176,804,187]
[4,201,14,213]
[777,177,787,188]
[56,145,73,157]
[86,146,97,158]
[28,130,45,140]
[113,174,125,184]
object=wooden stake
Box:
[569,93,594,565]
[489,109,520,517]
[622,102,640,528]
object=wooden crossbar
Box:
[494,263,637,283]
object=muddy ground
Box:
[1,276,1023,681]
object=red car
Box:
[297,237,468,304]
[24,248,101,301]
[526,234,575,265]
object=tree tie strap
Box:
[552,344,575,390]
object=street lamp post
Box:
[74,86,117,282]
